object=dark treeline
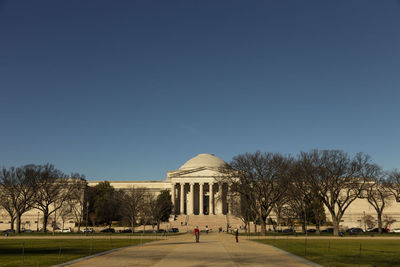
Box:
[223,149,400,236]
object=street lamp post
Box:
[37,212,39,232]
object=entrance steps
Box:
[161,214,244,233]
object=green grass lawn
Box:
[4,232,183,237]
[0,238,153,267]
[254,238,400,267]
[240,232,400,238]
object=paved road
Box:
[65,233,319,267]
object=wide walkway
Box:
[66,233,319,267]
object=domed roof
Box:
[179,154,227,170]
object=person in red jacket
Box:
[194,226,200,243]
[234,228,239,243]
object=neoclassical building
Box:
[87,153,236,231]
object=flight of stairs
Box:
[160,214,244,233]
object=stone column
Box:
[180,183,184,214]
[227,184,231,214]
[199,183,204,215]
[171,183,176,214]
[210,183,214,215]
[219,183,224,215]
[189,183,194,215]
[215,183,221,215]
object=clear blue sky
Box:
[1,0,400,181]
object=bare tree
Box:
[298,150,379,236]
[365,173,392,233]
[308,198,326,234]
[362,214,375,229]
[0,166,38,233]
[145,190,173,231]
[285,169,312,233]
[0,182,17,231]
[288,162,327,234]
[58,204,74,231]
[272,199,287,232]
[228,192,256,234]
[66,173,87,233]
[280,205,296,230]
[223,152,292,235]
[138,192,155,232]
[387,170,400,202]
[121,187,147,232]
[383,214,396,229]
[34,164,80,232]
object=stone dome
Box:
[179,154,227,170]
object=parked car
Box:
[119,229,132,233]
[390,228,400,233]
[366,228,389,233]
[168,228,179,233]
[346,228,364,233]
[306,229,316,233]
[100,228,115,233]
[21,229,33,233]
[1,229,15,233]
[282,228,295,233]
[81,227,94,233]
[321,228,334,233]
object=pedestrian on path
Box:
[234,228,239,243]
[194,226,200,243]
[206,225,209,234]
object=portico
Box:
[170,181,228,215]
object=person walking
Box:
[234,228,239,243]
[194,226,200,243]
[205,225,209,234]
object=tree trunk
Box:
[377,213,383,233]
[16,214,22,234]
[260,217,267,236]
[332,217,340,236]
[10,217,15,231]
[43,214,49,232]
[253,222,257,233]
[316,223,320,234]
[301,221,306,234]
